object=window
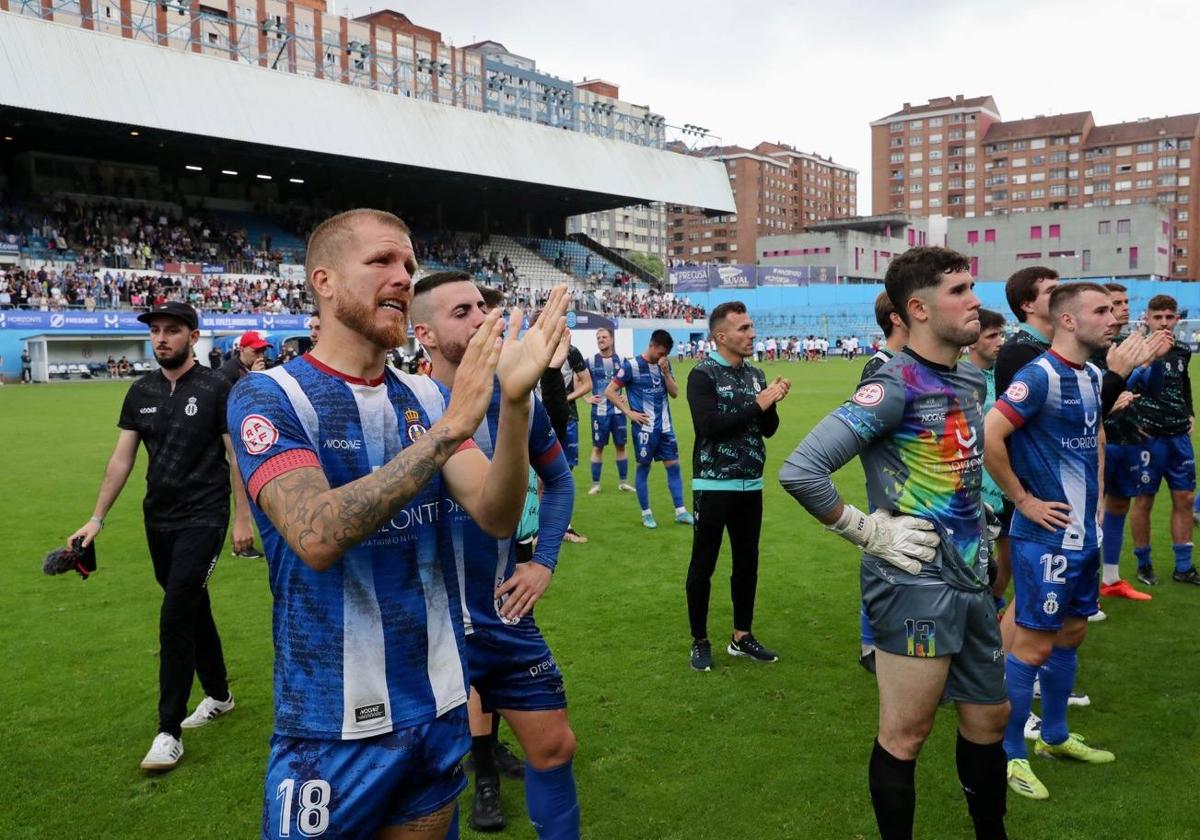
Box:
[890,152,904,163]
[1116,163,1133,174]
[1158,173,1178,186]
[985,229,996,243]
[1030,225,1043,240]
[929,134,943,144]
[1179,229,1190,240]
[967,230,979,244]
[929,117,943,127]
[891,122,904,133]
[1030,138,1047,150]
[1016,252,1042,260]
[1030,189,1045,199]
[970,256,979,275]
[1136,142,1154,154]
[929,149,943,160]
[1030,171,1046,183]
[1050,185,1067,197]
[929,165,943,175]
[1179,211,1190,222]
[910,167,924,177]
[1179,175,1191,187]
[1115,180,1132,192]
[1082,249,1091,270]
[909,152,923,162]
[1136,179,1153,189]
[1116,145,1132,157]
[910,182,923,193]
[1136,160,1154,172]
[1049,224,1061,238]
[909,199,923,209]
[910,135,923,145]
[929,181,942,192]
[1117,219,1131,233]
[1011,157,1026,168]
[1092,163,1111,174]
[1129,246,1139,270]
[1049,151,1068,163]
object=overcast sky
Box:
[342,0,1200,210]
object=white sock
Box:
[642,509,653,516]
[1101,563,1121,585]
[675,506,688,514]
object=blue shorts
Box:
[564,419,579,469]
[1010,537,1100,632]
[467,623,567,714]
[1105,442,1147,499]
[591,410,627,449]
[262,707,468,839]
[1137,434,1196,494]
[632,425,679,465]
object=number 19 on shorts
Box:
[276,778,331,837]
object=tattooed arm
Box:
[255,311,508,572]
[257,425,467,571]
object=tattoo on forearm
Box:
[260,426,460,562]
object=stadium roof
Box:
[0,13,733,217]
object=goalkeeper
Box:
[779,247,1009,840]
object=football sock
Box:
[635,463,651,510]
[1101,512,1126,584]
[590,461,602,484]
[956,733,1008,840]
[1038,646,1078,747]
[1173,542,1193,574]
[616,457,628,481]
[1003,653,1038,760]
[526,760,580,840]
[665,462,684,508]
[445,805,460,840]
[860,604,876,647]
[869,739,916,840]
[1134,545,1152,570]
[471,734,499,783]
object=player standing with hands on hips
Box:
[69,300,254,772]
[685,301,790,671]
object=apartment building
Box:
[667,142,857,264]
[871,96,1199,278]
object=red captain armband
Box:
[456,438,478,454]
[994,399,1026,429]
[247,449,321,501]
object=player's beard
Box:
[334,286,405,350]
[155,344,191,370]
[440,337,469,365]
[933,316,980,349]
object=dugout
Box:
[21,333,150,382]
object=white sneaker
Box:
[140,732,184,771]
[1023,712,1042,741]
[1088,609,1107,623]
[587,484,601,496]
[1032,679,1090,706]
[618,482,635,493]
[182,694,236,729]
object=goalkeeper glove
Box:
[827,504,939,575]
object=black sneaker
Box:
[1137,564,1160,586]
[494,740,525,780]
[1172,566,1200,585]
[471,777,505,832]
[233,547,264,558]
[690,639,713,672]
[727,633,778,663]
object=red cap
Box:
[239,330,270,350]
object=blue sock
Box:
[860,604,875,647]
[1038,647,1078,746]
[1173,542,1193,574]
[1134,545,1152,570]
[1195,495,1200,513]
[666,462,684,508]
[1101,511,1125,573]
[525,760,580,840]
[445,805,459,840]
[1003,653,1039,760]
[616,457,628,481]
[635,462,651,511]
[590,461,602,484]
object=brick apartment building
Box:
[667,142,856,264]
[871,95,1198,278]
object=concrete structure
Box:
[948,204,1171,281]
[567,79,668,262]
[667,142,857,264]
[469,40,576,129]
[871,95,1200,278]
[758,214,943,283]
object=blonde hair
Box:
[304,209,411,310]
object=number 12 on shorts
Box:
[1040,553,1067,584]
[276,778,331,837]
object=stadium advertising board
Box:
[0,242,20,255]
[566,310,617,331]
[202,263,226,275]
[760,266,812,286]
[669,266,712,293]
[278,264,306,283]
[0,311,312,331]
[710,264,757,289]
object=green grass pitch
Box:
[2,360,1197,839]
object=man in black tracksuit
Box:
[685,301,790,672]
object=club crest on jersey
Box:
[1042,592,1060,616]
[404,408,427,441]
[241,414,278,455]
[184,396,198,417]
[1005,382,1029,403]
[853,383,885,407]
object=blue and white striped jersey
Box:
[614,355,674,433]
[995,350,1103,551]
[589,352,624,417]
[227,355,470,741]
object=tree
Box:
[624,251,665,280]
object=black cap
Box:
[137,302,199,330]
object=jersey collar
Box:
[302,353,387,386]
[901,345,955,373]
[1048,348,1084,370]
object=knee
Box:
[881,718,935,761]
[1012,636,1053,667]
[1105,496,1130,516]
[527,724,576,770]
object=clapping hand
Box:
[497,285,571,401]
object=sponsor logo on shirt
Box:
[354,702,386,723]
[323,438,362,450]
[241,414,279,455]
[139,406,157,415]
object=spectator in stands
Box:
[21,346,31,383]
[216,331,269,384]
[308,313,320,348]
[117,355,132,376]
[208,346,222,370]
